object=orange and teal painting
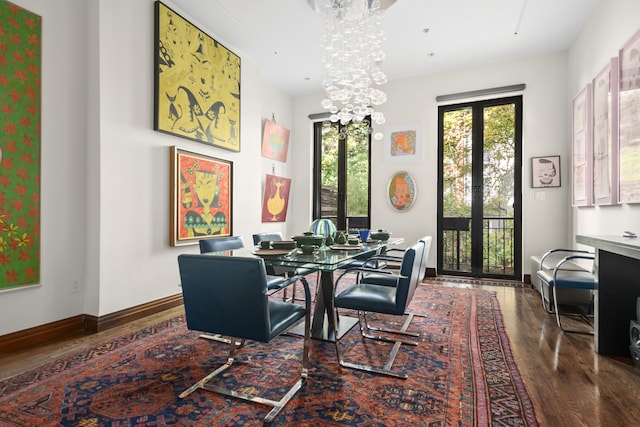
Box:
[0,0,41,290]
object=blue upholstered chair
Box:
[536,251,595,334]
[199,235,244,253]
[356,236,432,337]
[253,232,318,302]
[177,254,311,423]
[331,241,424,378]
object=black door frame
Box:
[437,96,522,280]
[312,121,371,232]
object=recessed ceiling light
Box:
[427,52,435,57]
[422,28,430,34]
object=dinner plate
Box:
[330,244,363,250]
[252,249,295,256]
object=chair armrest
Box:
[540,249,593,270]
[335,266,406,286]
[267,274,311,309]
[553,254,595,278]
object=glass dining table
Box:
[210,238,404,341]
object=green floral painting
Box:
[0,0,41,289]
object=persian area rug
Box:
[426,275,532,288]
[0,284,539,426]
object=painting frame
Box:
[531,156,561,188]
[387,171,417,212]
[572,84,593,207]
[618,28,640,204]
[384,124,422,162]
[261,174,292,223]
[154,1,241,152]
[170,146,233,247]
[592,57,619,206]
[261,119,290,162]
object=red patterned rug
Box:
[0,284,539,426]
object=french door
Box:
[437,96,522,279]
[312,120,371,231]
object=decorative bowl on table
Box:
[271,240,297,250]
[292,232,325,248]
[370,230,391,241]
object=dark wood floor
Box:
[2,282,640,426]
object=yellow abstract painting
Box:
[154,2,241,152]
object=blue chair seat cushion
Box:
[360,272,397,287]
[267,300,307,340]
[334,283,400,315]
[537,269,596,290]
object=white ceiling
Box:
[169,0,599,97]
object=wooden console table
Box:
[576,234,640,356]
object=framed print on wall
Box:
[170,146,233,246]
[592,57,619,205]
[261,174,291,222]
[531,156,561,188]
[572,84,593,207]
[387,171,417,212]
[261,119,290,162]
[154,1,241,152]
[384,124,422,162]
[618,28,640,204]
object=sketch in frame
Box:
[531,156,561,188]
[592,58,619,205]
[154,1,241,152]
[572,84,593,207]
[170,146,233,246]
[387,171,417,212]
[618,28,640,203]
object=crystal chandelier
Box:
[309,0,395,140]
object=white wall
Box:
[292,52,571,275]
[4,0,636,338]
[0,0,89,335]
[568,0,640,239]
[0,0,291,335]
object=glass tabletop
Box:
[211,238,403,272]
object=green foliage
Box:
[320,121,370,217]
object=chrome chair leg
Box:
[333,309,413,379]
[361,311,420,338]
[357,312,419,345]
[181,319,311,423]
[552,286,594,335]
[199,334,244,347]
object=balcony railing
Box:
[442,216,515,275]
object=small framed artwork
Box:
[261,119,290,162]
[154,2,241,152]
[618,28,640,204]
[387,171,417,212]
[572,84,593,207]
[384,124,422,162]
[261,174,291,222]
[170,146,233,246]
[531,156,561,188]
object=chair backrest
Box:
[199,236,244,253]
[417,236,432,282]
[394,241,425,311]
[177,254,271,342]
[253,232,284,246]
